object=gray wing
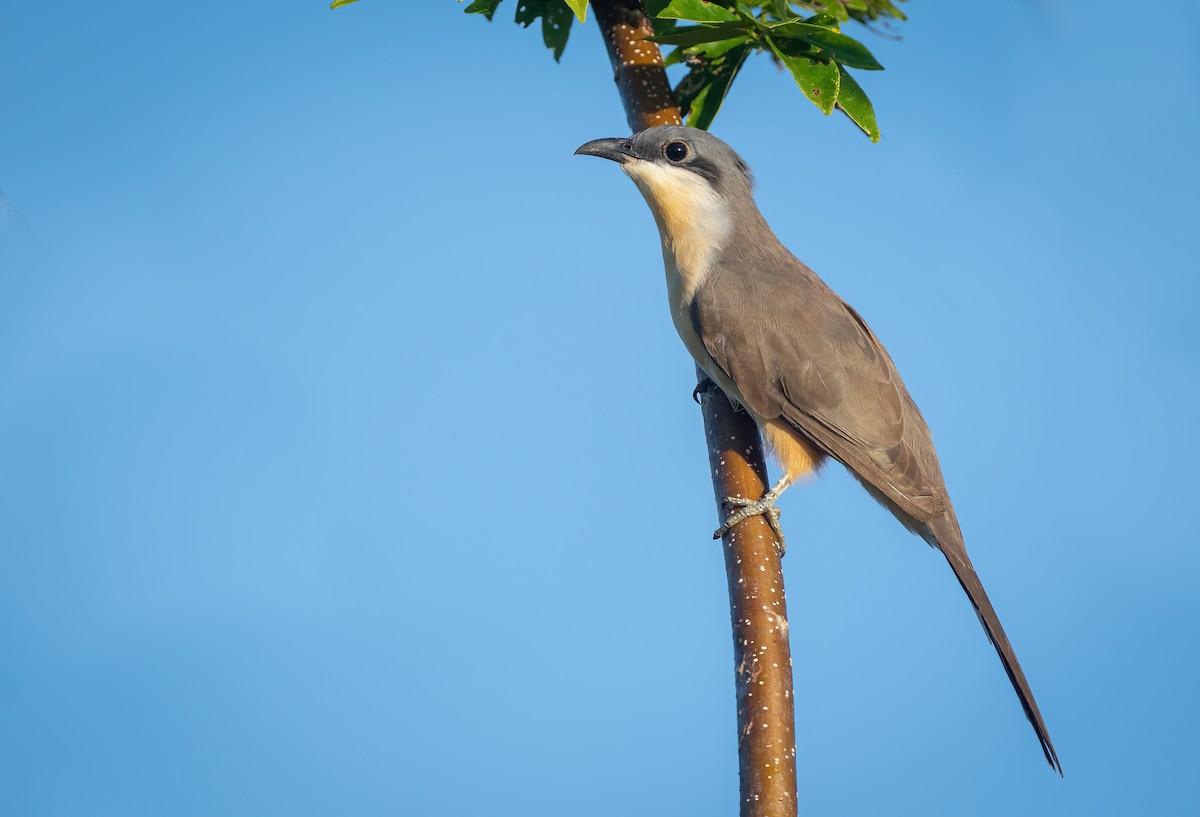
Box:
[691,257,948,524]
[692,254,1063,771]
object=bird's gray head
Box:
[575,125,753,201]
[575,126,759,266]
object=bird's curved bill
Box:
[574,138,635,163]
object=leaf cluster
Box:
[462,1,589,61]
[332,1,906,140]
[650,1,905,141]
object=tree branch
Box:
[590,3,798,815]
[591,0,680,131]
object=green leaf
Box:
[808,0,850,22]
[514,0,540,26]
[644,0,738,23]
[770,22,883,70]
[540,1,574,61]
[330,0,360,8]
[768,37,839,114]
[686,44,750,130]
[835,65,879,142]
[563,0,588,22]
[845,0,907,23]
[515,0,573,61]
[464,0,502,20]
[684,34,751,59]
[871,0,907,21]
[651,22,752,47]
[802,13,841,30]
[767,0,795,19]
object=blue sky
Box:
[1,2,1197,815]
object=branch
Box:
[591,0,679,131]
[590,3,798,815]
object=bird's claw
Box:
[712,494,787,556]
[692,377,717,405]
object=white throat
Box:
[622,159,744,407]
[623,160,732,305]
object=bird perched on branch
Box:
[576,125,1060,773]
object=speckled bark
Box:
[698,382,798,817]
[591,0,680,131]
[589,3,798,815]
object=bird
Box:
[575,125,1060,773]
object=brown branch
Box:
[590,3,798,815]
[591,0,680,131]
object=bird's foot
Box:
[693,377,750,414]
[713,489,787,556]
[692,376,717,405]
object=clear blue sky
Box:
[2,2,1197,815]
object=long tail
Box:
[927,516,1062,774]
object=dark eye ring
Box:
[664,141,689,163]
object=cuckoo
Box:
[576,125,1060,772]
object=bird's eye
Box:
[664,141,689,163]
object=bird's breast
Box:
[664,256,749,413]
[621,159,745,408]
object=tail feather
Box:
[927,516,1062,775]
